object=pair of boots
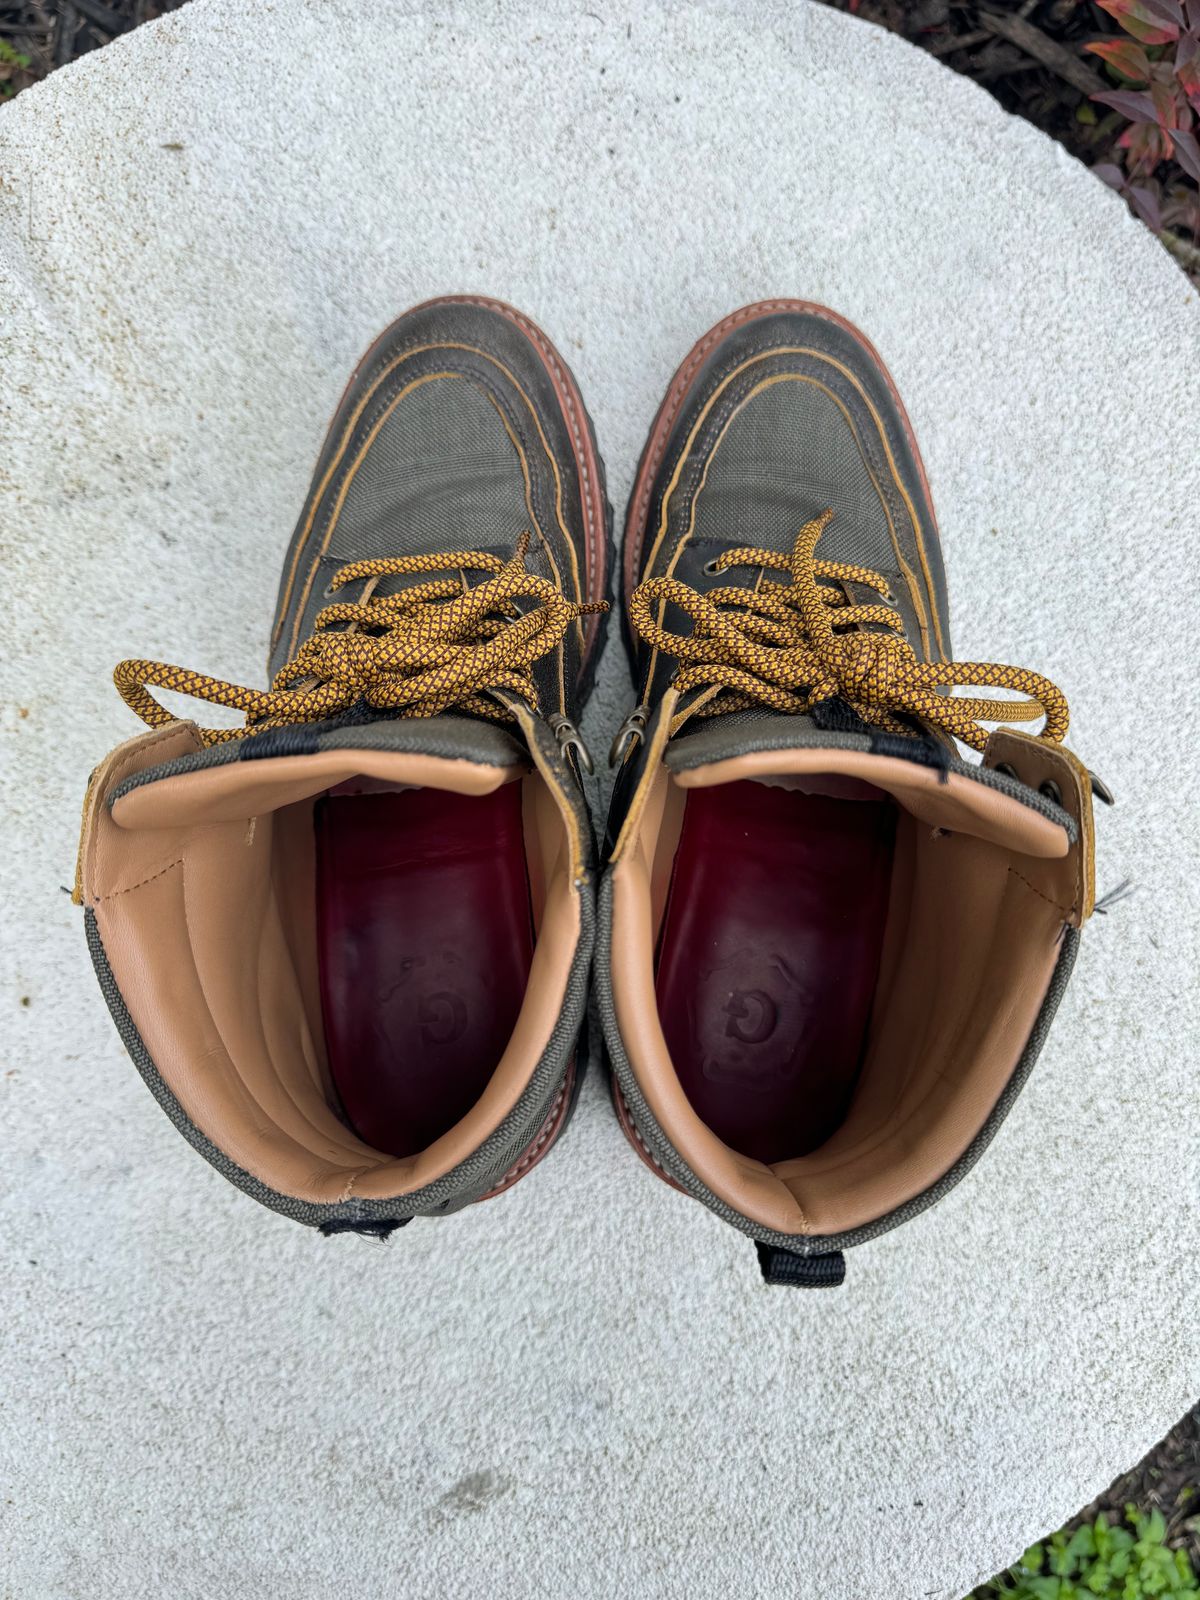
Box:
[76,296,1101,1286]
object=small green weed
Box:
[978,1507,1199,1600]
[0,36,32,100]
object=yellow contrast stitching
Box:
[640,345,946,658]
[276,340,586,656]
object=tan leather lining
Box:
[81,723,579,1204]
[771,819,1063,1231]
[270,798,331,1103]
[610,743,1077,1235]
[510,699,590,883]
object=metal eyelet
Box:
[994,762,1019,781]
[702,557,722,577]
[547,714,594,776]
[609,703,650,768]
[1038,778,1063,807]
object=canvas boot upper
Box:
[77,296,610,1232]
[600,301,1101,1284]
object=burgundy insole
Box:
[655,780,895,1164]
[314,783,534,1158]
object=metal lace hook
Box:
[547,713,594,776]
[609,703,650,768]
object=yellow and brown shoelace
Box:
[115,534,607,744]
[627,510,1068,753]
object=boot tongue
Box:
[291,709,528,765]
[665,705,920,771]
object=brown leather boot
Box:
[598,300,1103,1286]
[76,296,610,1234]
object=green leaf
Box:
[0,37,33,70]
[1068,1527,1098,1563]
[1030,1578,1063,1600]
[981,1506,1200,1600]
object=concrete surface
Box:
[1,2,1198,1596]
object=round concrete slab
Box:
[2,3,1197,1596]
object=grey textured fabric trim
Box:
[106,713,527,810]
[595,871,1081,1254]
[85,890,594,1228]
[663,714,1078,843]
[316,718,524,760]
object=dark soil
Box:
[0,0,188,96]
[1070,1405,1200,1567]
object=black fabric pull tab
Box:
[755,1241,846,1288]
[319,1216,411,1240]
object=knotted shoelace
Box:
[627,510,1068,753]
[115,534,607,745]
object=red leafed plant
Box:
[1088,0,1200,244]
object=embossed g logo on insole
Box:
[698,952,808,1087]
[723,989,778,1045]
[419,990,468,1047]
